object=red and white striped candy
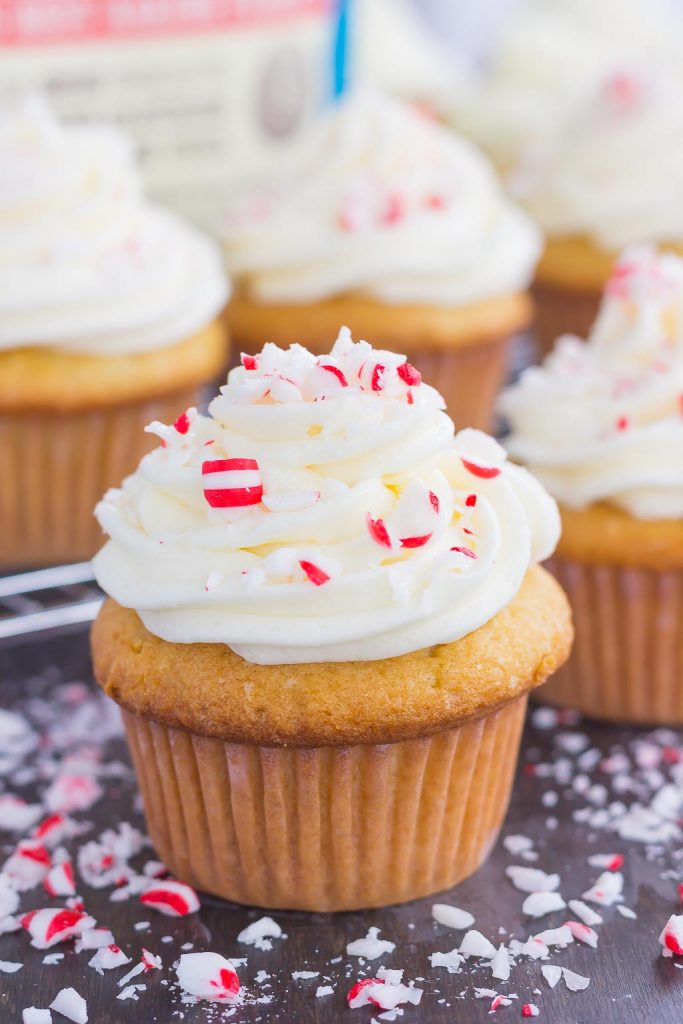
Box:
[202,459,263,509]
[660,914,683,956]
[139,879,199,917]
[299,560,330,586]
[20,908,93,949]
[175,952,240,1002]
[45,773,102,814]
[4,840,51,891]
[142,948,163,971]
[308,361,349,398]
[32,814,69,848]
[44,861,76,898]
[75,928,115,952]
[396,361,421,387]
[347,975,422,1011]
[461,456,501,480]
[565,920,598,948]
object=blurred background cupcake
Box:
[222,89,541,431]
[499,247,683,724]
[0,97,229,569]
[453,0,683,352]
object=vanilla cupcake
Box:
[513,68,683,350]
[222,90,541,431]
[453,1,683,351]
[500,248,683,724]
[91,329,570,912]
[0,98,229,568]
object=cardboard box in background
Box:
[0,0,346,229]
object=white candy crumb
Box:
[533,925,573,948]
[431,904,475,930]
[292,971,319,979]
[503,835,534,855]
[316,986,334,998]
[582,871,623,907]
[506,866,560,893]
[237,916,283,950]
[0,960,23,972]
[567,900,603,927]
[541,965,562,989]
[429,949,464,974]
[617,905,637,920]
[49,988,88,1024]
[522,891,566,918]
[562,968,590,992]
[346,926,395,960]
[22,1011,52,1024]
[490,944,511,981]
[459,930,496,958]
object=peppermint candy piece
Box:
[4,841,52,891]
[202,458,263,509]
[505,866,560,893]
[88,945,131,974]
[44,862,76,898]
[299,560,330,587]
[431,904,475,930]
[44,774,102,814]
[22,1010,52,1024]
[237,916,282,950]
[0,795,43,832]
[659,914,683,956]
[32,815,69,848]
[139,880,199,917]
[20,908,94,950]
[175,952,240,1002]
[346,927,395,961]
[48,988,88,1024]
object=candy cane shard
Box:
[175,952,241,1003]
[139,879,199,917]
[20,908,94,949]
[202,459,263,509]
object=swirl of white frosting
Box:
[455,0,683,173]
[500,248,683,519]
[0,97,229,356]
[221,90,540,307]
[511,67,683,250]
[94,329,559,664]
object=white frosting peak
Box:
[94,329,560,664]
[222,90,540,307]
[0,96,228,356]
[500,248,683,519]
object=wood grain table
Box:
[1,626,682,1024]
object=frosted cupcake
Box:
[0,98,229,568]
[513,68,683,350]
[453,0,683,351]
[92,329,571,911]
[500,248,683,724]
[222,90,541,431]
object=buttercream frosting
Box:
[0,96,228,356]
[221,90,540,308]
[94,328,560,665]
[500,248,683,519]
[512,68,683,250]
[455,0,683,174]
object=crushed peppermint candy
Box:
[175,952,241,1003]
[237,916,283,950]
[346,927,395,960]
[48,988,88,1024]
[431,904,475,930]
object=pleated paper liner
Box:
[541,558,683,725]
[122,695,527,912]
[0,387,202,569]
[532,281,601,357]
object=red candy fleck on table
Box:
[367,515,393,549]
[461,457,501,479]
[202,458,263,509]
[140,880,200,918]
[299,561,330,587]
[173,410,191,435]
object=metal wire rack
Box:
[0,563,103,643]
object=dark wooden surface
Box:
[1,627,682,1024]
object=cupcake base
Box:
[532,280,600,356]
[0,388,203,568]
[541,557,683,725]
[122,695,526,912]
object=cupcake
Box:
[91,328,571,912]
[500,248,683,725]
[513,68,683,351]
[0,98,229,568]
[452,1,683,352]
[221,90,541,431]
